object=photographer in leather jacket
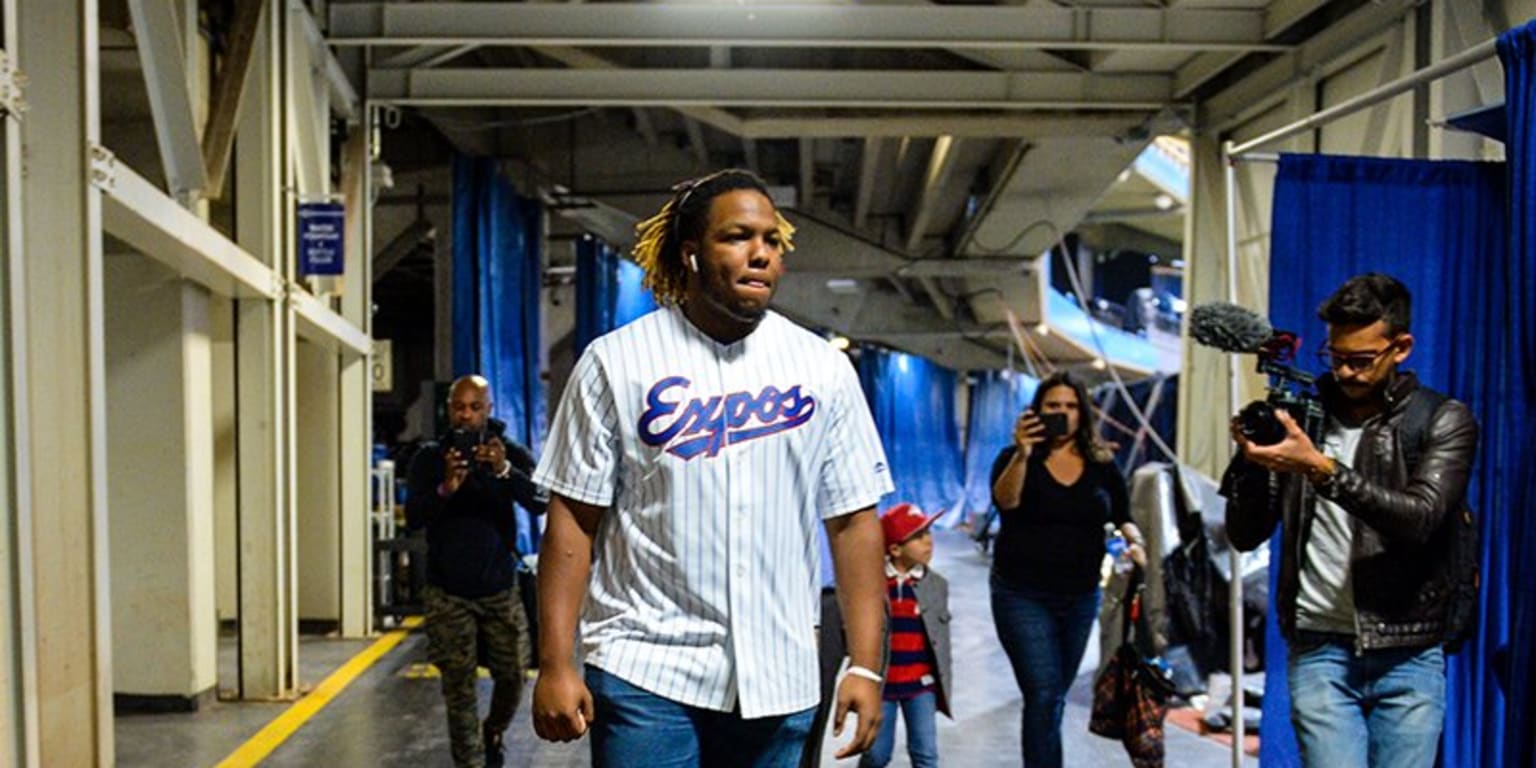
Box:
[1222,273,1477,768]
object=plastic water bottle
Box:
[1104,523,1133,575]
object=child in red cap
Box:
[862,503,952,768]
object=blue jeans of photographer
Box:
[1287,632,1445,768]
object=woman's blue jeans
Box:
[858,691,939,768]
[585,665,815,768]
[990,575,1099,768]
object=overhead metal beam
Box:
[378,43,479,69]
[737,113,1149,139]
[372,217,434,281]
[288,7,330,198]
[799,138,813,210]
[905,135,959,254]
[532,45,749,138]
[203,0,264,199]
[1174,52,1245,99]
[1173,0,1332,101]
[126,0,209,200]
[854,137,882,230]
[632,107,658,147]
[741,137,759,172]
[1265,0,1334,39]
[1204,0,1417,132]
[684,117,708,166]
[330,3,1285,52]
[291,0,358,121]
[366,68,1173,110]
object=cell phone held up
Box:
[1037,412,1069,440]
[446,428,486,461]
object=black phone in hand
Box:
[446,428,485,459]
[1038,412,1069,439]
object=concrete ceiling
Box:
[321,0,1404,375]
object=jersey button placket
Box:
[719,348,752,711]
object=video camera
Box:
[1189,302,1325,446]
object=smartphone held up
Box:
[1038,412,1069,440]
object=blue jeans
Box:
[990,576,1099,768]
[1287,634,1445,768]
[859,691,938,768]
[585,665,816,768]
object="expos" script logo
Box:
[638,376,816,459]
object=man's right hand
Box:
[440,447,471,495]
[531,663,594,742]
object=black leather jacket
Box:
[1222,371,1478,651]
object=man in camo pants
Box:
[407,376,545,768]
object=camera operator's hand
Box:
[441,447,471,496]
[475,437,509,475]
[1013,409,1048,455]
[1234,409,1327,476]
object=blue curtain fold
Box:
[961,370,1038,523]
[575,234,658,357]
[854,348,966,523]
[1496,22,1536,768]
[1266,152,1527,768]
[452,154,546,554]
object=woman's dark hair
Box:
[1316,272,1412,336]
[631,169,796,305]
[1029,370,1112,463]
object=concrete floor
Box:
[115,529,1257,767]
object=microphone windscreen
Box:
[1189,302,1273,353]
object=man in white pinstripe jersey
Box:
[531,170,892,767]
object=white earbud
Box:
[688,252,699,273]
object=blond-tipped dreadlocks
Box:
[631,170,796,306]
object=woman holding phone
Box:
[987,370,1143,767]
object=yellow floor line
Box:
[215,616,423,768]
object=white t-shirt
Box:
[534,306,893,718]
[1297,421,1363,634]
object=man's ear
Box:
[1392,333,1414,364]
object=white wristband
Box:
[845,665,883,684]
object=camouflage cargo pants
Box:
[424,584,531,768]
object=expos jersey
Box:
[533,306,893,718]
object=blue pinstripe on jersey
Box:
[533,306,893,718]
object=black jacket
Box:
[1222,371,1478,651]
[406,418,547,598]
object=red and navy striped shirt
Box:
[884,562,936,701]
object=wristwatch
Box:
[1307,456,1340,496]
[494,459,513,479]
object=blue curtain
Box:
[1496,22,1536,768]
[855,348,966,523]
[452,154,546,553]
[575,234,658,357]
[1266,152,1528,768]
[961,370,1038,523]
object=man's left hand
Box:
[475,437,508,472]
[1235,409,1325,476]
[832,674,883,759]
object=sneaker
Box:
[483,723,505,768]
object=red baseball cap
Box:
[880,503,941,547]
